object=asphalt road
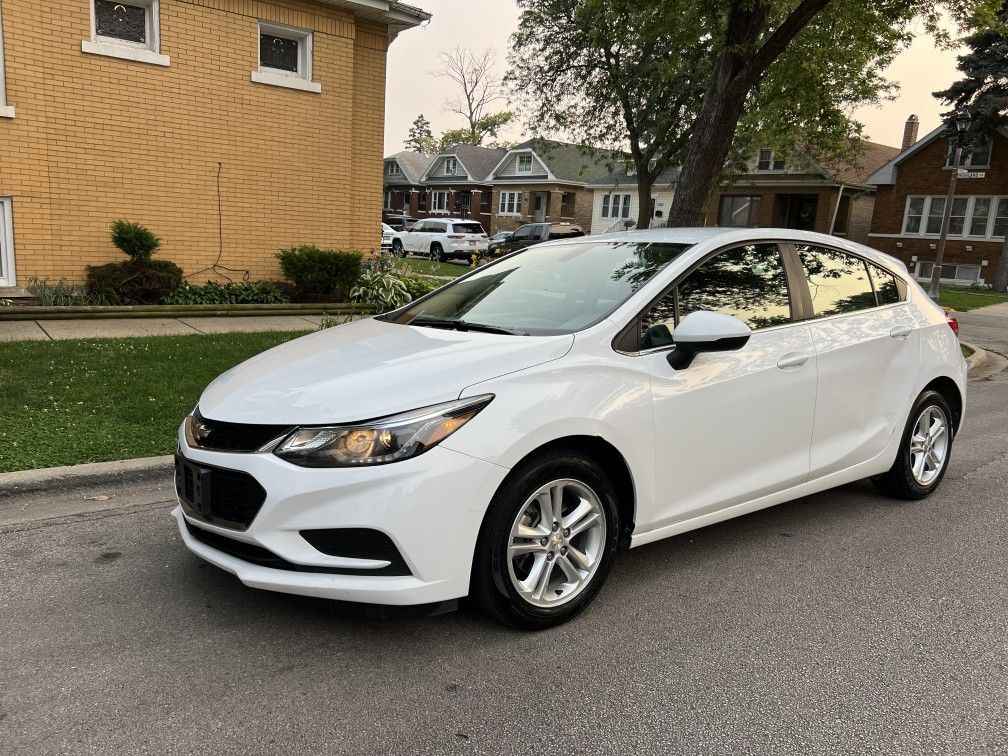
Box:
[2,374,1007,754]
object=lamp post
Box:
[929,110,972,301]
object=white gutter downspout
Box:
[0,0,15,118]
[828,184,845,235]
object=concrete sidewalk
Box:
[0,314,327,341]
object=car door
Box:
[640,242,818,529]
[792,243,920,477]
[511,225,535,252]
[404,220,424,253]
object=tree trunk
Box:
[993,235,1008,293]
[666,59,750,227]
[635,172,655,230]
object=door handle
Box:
[890,325,912,339]
[777,352,810,370]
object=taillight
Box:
[947,315,959,337]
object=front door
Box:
[533,193,547,222]
[776,194,818,231]
[0,198,13,287]
[642,243,817,529]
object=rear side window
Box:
[429,222,446,234]
[452,222,484,235]
[867,262,902,305]
[797,245,876,317]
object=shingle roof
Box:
[384,150,432,184]
[444,144,508,181]
[590,165,680,188]
[510,138,627,183]
[817,140,902,186]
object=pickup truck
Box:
[392,218,488,262]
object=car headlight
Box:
[272,395,493,468]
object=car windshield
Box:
[386,240,694,335]
[453,222,485,235]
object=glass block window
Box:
[95,1,148,44]
[260,34,299,73]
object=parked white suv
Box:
[392,218,488,262]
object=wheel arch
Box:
[922,375,963,433]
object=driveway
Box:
[1,375,1006,754]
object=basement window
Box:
[82,0,169,66]
[252,22,321,93]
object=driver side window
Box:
[639,243,792,350]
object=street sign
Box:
[957,169,986,179]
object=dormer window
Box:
[387,162,401,176]
[947,139,991,169]
[517,154,533,174]
[444,157,457,175]
[757,149,786,172]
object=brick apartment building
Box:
[0,0,427,290]
[868,116,1008,286]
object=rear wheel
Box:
[872,390,953,500]
[471,449,620,629]
[430,243,447,263]
[392,239,404,257]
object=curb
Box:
[962,341,988,376]
[0,455,174,497]
[0,303,376,321]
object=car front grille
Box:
[175,455,268,530]
[188,408,294,453]
[185,521,412,576]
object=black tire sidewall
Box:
[885,390,954,498]
[475,450,620,629]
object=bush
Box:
[86,259,184,305]
[27,277,116,307]
[350,269,410,311]
[276,246,363,302]
[110,219,161,262]
[164,280,290,305]
[401,275,441,301]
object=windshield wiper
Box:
[408,316,528,336]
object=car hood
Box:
[198,317,574,425]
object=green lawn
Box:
[938,286,1008,312]
[0,331,309,473]
[400,257,470,277]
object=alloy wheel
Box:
[909,406,949,485]
[506,479,606,608]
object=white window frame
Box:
[252,21,320,93]
[0,197,16,287]
[946,139,992,169]
[82,0,170,67]
[0,1,13,118]
[431,191,450,213]
[443,157,457,176]
[601,193,631,219]
[498,191,522,216]
[516,154,533,174]
[383,189,393,210]
[902,195,1008,240]
[914,261,982,286]
[387,162,401,176]
[756,148,786,172]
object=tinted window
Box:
[513,225,534,240]
[430,222,446,234]
[390,241,694,335]
[639,244,791,349]
[452,222,484,235]
[797,245,876,316]
[867,262,901,305]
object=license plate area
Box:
[175,453,212,519]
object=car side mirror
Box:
[666,311,752,370]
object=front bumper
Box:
[173,431,509,605]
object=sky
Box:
[383,1,966,156]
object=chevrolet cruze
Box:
[174,227,966,629]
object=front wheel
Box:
[471,449,620,629]
[872,390,954,500]
[392,239,404,257]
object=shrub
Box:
[110,219,161,262]
[350,269,410,311]
[164,280,290,305]
[276,246,363,302]
[27,277,117,307]
[401,275,441,301]
[86,259,184,305]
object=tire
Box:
[431,243,447,263]
[471,449,621,630]
[392,239,404,257]
[872,390,954,500]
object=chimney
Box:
[902,114,920,150]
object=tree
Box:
[934,3,1008,291]
[434,47,514,146]
[509,0,998,229]
[404,114,435,153]
[437,113,515,152]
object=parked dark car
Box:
[383,214,419,232]
[488,222,585,256]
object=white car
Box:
[174,227,966,629]
[392,218,488,262]
[380,222,395,251]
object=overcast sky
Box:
[383,1,965,156]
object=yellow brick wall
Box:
[0,0,388,284]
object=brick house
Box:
[0,0,428,291]
[867,117,1008,286]
[382,150,432,221]
[487,139,620,234]
[415,144,505,232]
[702,141,900,243]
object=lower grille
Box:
[185,521,412,576]
[175,455,267,530]
[300,528,410,575]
